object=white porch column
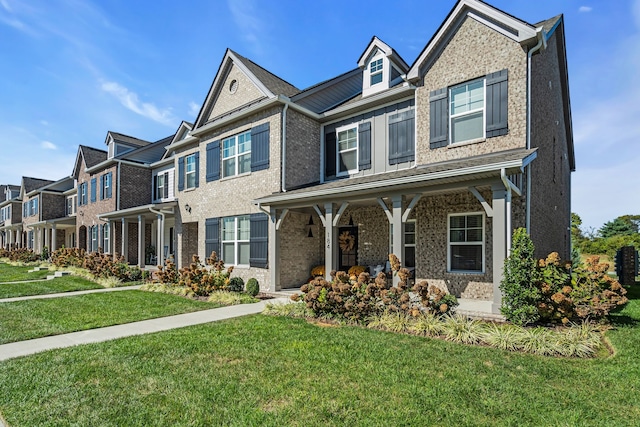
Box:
[390,195,404,286]
[269,207,281,292]
[9,229,14,249]
[51,224,57,251]
[44,225,50,252]
[156,214,164,266]
[109,220,115,258]
[121,218,128,263]
[491,184,508,314]
[323,203,337,281]
[138,215,145,268]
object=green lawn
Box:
[0,289,638,426]
[0,291,219,344]
[0,263,50,282]
[0,275,103,299]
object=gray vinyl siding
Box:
[324,98,415,180]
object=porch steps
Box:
[46,271,71,280]
[27,267,49,273]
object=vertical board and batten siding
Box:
[324,99,414,180]
[249,213,268,268]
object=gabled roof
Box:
[118,134,174,164]
[407,0,538,81]
[21,177,55,196]
[291,68,363,114]
[72,145,108,178]
[105,131,151,148]
[193,49,300,129]
[357,36,409,72]
[27,176,74,195]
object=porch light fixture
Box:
[185,204,191,213]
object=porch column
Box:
[138,215,145,268]
[390,195,404,286]
[109,220,115,258]
[156,214,164,266]
[324,203,337,281]
[44,225,50,252]
[121,218,128,263]
[492,185,507,314]
[269,207,281,292]
[9,229,14,248]
[51,224,57,251]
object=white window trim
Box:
[154,172,167,201]
[185,154,196,190]
[103,173,111,198]
[336,124,358,177]
[103,224,110,254]
[369,58,383,86]
[449,78,486,146]
[389,218,416,267]
[447,212,485,274]
[221,215,250,267]
[80,183,87,205]
[222,130,252,178]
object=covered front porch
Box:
[0,224,24,250]
[26,217,76,254]
[255,148,536,314]
[98,202,177,268]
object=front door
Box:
[338,226,358,271]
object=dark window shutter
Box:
[251,123,270,172]
[389,109,415,164]
[107,173,112,199]
[486,69,509,138]
[429,87,448,149]
[90,178,97,203]
[163,172,169,198]
[249,213,269,268]
[358,122,371,170]
[177,157,185,191]
[325,130,337,178]
[194,152,200,188]
[99,175,104,200]
[206,140,221,182]
[153,175,158,200]
[204,217,220,258]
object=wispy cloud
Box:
[41,141,57,150]
[188,101,200,118]
[101,80,176,127]
[579,6,593,13]
[227,0,266,53]
[0,0,11,12]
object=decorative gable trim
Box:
[407,0,537,81]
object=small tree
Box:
[500,228,540,325]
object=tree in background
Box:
[599,216,638,238]
[575,213,640,259]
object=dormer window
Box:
[370,58,383,85]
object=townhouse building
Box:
[0,184,21,249]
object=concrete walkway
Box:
[0,285,142,303]
[0,297,288,361]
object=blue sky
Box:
[0,0,637,233]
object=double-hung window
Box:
[103,224,110,253]
[222,215,250,266]
[448,213,484,273]
[30,198,38,216]
[370,58,383,85]
[102,173,111,199]
[185,154,196,189]
[450,78,485,144]
[336,125,358,176]
[91,226,98,252]
[222,131,251,178]
[155,172,169,200]
[80,183,87,205]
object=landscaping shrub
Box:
[246,278,259,296]
[207,290,258,305]
[0,248,40,263]
[500,228,542,325]
[178,252,234,297]
[155,258,179,284]
[227,277,245,293]
[51,247,86,268]
[51,248,147,283]
[347,265,367,277]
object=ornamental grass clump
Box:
[441,314,484,345]
[207,290,258,305]
[409,312,445,337]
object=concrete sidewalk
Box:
[0,298,288,361]
[0,285,142,303]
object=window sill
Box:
[447,137,486,149]
[221,171,251,182]
[446,270,486,275]
[183,187,196,193]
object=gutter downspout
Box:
[500,168,513,254]
[526,28,546,233]
[116,162,121,211]
[281,103,289,192]
[149,206,165,265]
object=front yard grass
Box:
[0,288,639,426]
[0,291,220,344]
[0,263,50,282]
[0,276,103,299]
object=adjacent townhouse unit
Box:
[0,184,22,249]
[72,131,175,268]
[170,0,573,313]
[21,176,76,253]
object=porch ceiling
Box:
[254,148,536,208]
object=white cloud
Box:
[40,120,48,126]
[0,0,11,12]
[41,141,57,150]
[579,6,592,13]
[188,101,200,118]
[101,80,176,127]
[227,0,266,51]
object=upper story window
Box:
[448,213,484,273]
[30,198,38,216]
[185,154,197,189]
[154,171,170,201]
[222,215,250,266]
[79,182,87,205]
[370,58,383,85]
[101,173,111,199]
[336,125,358,176]
[0,205,10,221]
[449,78,485,144]
[223,131,251,178]
[66,195,77,216]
